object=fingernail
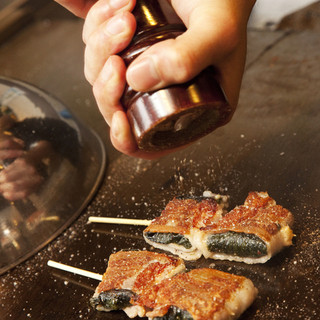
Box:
[110,0,130,10]
[127,57,161,90]
[105,16,126,35]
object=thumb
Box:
[125,3,240,91]
[126,0,253,108]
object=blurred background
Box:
[0,0,319,43]
[249,0,318,29]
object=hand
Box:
[0,136,25,161]
[0,139,53,201]
[55,0,256,159]
[54,0,97,18]
[0,157,44,201]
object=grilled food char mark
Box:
[198,191,294,263]
[144,192,294,263]
[148,268,258,320]
[90,250,186,318]
[91,251,258,320]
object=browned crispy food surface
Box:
[96,250,185,309]
[149,268,257,320]
[202,192,294,242]
[144,197,223,235]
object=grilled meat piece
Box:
[144,192,293,264]
[144,196,226,260]
[195,192,294,263]
[90,250,185,318]
[147,268,258,320]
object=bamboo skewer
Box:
[88,216,151,226]
[87,193,228,227]
[52,272,97,291]
[47,260,103,281]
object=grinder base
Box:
[127,68,232,151]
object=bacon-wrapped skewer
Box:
[89,191,294,264]
[90,250,185,318]
[148,268,257,320]
[143,195,228,260]
[143,192,294,263]
[89,250,257,320]
[194,192,294,264]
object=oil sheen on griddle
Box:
[120,0,234,151]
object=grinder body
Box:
[120,0,233,151]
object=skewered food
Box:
[143,195,228,260]
[90,250,258,320]
[148,268,258,320]
[143,192,294,263]
[195,191,294,263]
[90,250,186,318]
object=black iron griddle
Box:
[0,2,319,320]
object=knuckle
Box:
[166,47,195,83]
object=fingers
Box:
[84,11,136,85]
[0,150,24,161]
[83,0,135,41]
[85,0,143,157]
[109,110,137,155]
[0,137,24,150]
[54,0,98,18]
[93,55,127,125]
[0,158,43,201]
[126,0,249,108]
[110,110,185,159]
[93,57,167,159]
[0,137,25,161]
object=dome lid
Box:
[0,77,106,275]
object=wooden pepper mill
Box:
[121,0,233,151]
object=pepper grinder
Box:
[121,0,234,151]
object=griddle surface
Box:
[0,3,319,319]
